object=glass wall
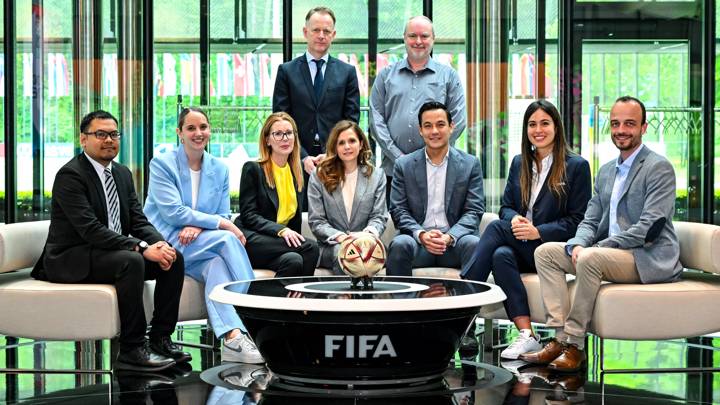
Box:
[1,0,717,227]
[153,0,200,147]
[207,0,283,194]
[13,1,75,221]
[0,0,4,223]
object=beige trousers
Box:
[534,242,641,340]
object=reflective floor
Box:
[2,322,719,404]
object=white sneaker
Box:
[222,334,265,364]
[223,363,268,387]
[501,329,541,360]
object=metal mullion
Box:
[423,0,432,21]
[143,0,154,197]
[282,0,292,62]
[31,0,45,220]
[200,0,209,105]
[536,0,546,98]
[4,0,16,223]
[703,0,715,224]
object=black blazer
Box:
[499,153,592,242]
[272,55,360,158]
[32,153,163,283]
[235,161,303,237]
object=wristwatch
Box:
[137,241,149,253]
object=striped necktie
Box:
[104,167,122,234]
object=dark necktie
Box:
[104,167,122,234]
[313,59,325,101]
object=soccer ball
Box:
[338,232,386,280]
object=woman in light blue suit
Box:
[144,108,263,364]
[307,120,389,274]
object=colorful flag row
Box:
[1,52,468,99]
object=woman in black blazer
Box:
[235,112,319,277]
[462,100,591,360]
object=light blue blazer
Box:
[144,147,229,246]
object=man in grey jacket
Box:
[520,96,682,372]
[386,101,483,277]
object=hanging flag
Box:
[216,53,228,96]
[268,53,283,98]
[56,53,70,97]
[180,54,191,95]
[245,53,257,96]
[23,53,33,97]
[351,53,367,98]
[191,54,201,96]
[47,53,56,97]
[103,54,118,97]
[0,58,5,96]
[163,53,177,96]
[457,53,467,92]
[376,54,390,73]
[234,53,247,97]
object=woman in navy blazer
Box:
[144,108,263,364]
[462,100,591,360]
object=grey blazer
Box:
[389,147,485,241]
[567,145,682,284]
[307,165,389,270]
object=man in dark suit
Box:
[272,6,360,176]
[386,101,484,277]
[31,110,190,372]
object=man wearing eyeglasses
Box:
[31,110,190,372]
[370,16,466,203]
[272,6,360,179]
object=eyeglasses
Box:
[270,130,294,141]
[84,130,122,140]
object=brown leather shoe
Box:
[551,373,585,391]
[518,338,564,365]
[547,344,586,373]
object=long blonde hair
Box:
[257,112,304,191]
[317,120,373,193]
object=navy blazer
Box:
[272,55,360,158]
[500,153,591,242]
[390,147,485,242]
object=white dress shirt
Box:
[190,168,201,210]
[415,149,451,243]
[526,153,553,222]
[84,152,115,225]
[341,168,358,220]
[305,51,329,85]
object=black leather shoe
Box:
[149,336,192,363]
[115,342,176,372]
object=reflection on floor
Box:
[1,322,719,404]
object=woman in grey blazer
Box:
[308,120,389,274]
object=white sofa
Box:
[1,214,719,348]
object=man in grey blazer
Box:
[386,101,484,277]
[520,96,682,372]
